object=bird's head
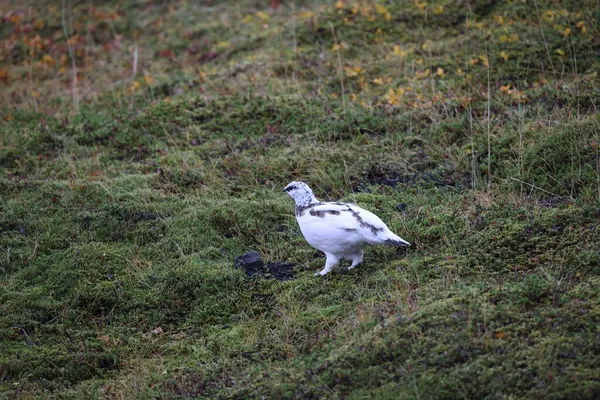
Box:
[283,181,317,206]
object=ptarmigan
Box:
[283,181,410,276]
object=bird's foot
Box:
[315,268,332,276]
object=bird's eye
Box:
[284,186,295,192]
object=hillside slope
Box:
[1,0,599,398]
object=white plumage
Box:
[284,181,410,276]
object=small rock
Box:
[234,251,296,281]
[235,251,267,278]
[551,224,564,232]
[396,203,408,212]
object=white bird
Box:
[283,181,410,276]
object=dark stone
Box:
[127,211,159,224]
[276,224,290,232]
[235,251,296,281]
[551,224,564,232]
[235,251,266,278]
[266,262,296,281]
[396,203,408,212]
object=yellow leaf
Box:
[144,74,153,84]
[300,11,314,18]
[478,54,489,67]
[129,81,142,93]
[495,331,508,340]
[242,15,253,23]
[350,93,357,101]
[436,67,445,77]
[384,87,403,106]
[32,90,40,98]
[67,34,79,45]
[500,84,511,93]
[217,41,231,48]
[542,10,555,22]
[332,42,348,52]
[555,49,565,56]
[33,19,45,30]
[344,67,358,77]
[42,54,55,66]
[393,45,408,57]
[9,14,21,24]
[4,114,12,121]
[433,5,443,14]
[372,77,383,85]
[562,27,571,36]
[335,0,345,9]
[499,51,509,61]
[255,11,270,21]
[376,4,387,14]
[416,68,430,79]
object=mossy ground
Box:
[1,0,599,398]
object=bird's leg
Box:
[316,254,339,276]
[347,250,364,270]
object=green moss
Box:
[1,0,599,398]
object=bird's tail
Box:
[384,231,411,247]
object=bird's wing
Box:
[344,204,390,231]
[300,201,408,247]
[302,202,359,230]
[307,202,390,233]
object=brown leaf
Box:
[158,49,174,58]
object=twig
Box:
[483,29,492,191]
[62,0,79,112]
[465,13,476,190]
[329,21,346,115]
[132,43,138,79]
[27,239,39,263]
[533,0,556,77]
[510,177,568,199]
[291,3,298,84]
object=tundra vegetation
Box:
[0,0,599,398]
